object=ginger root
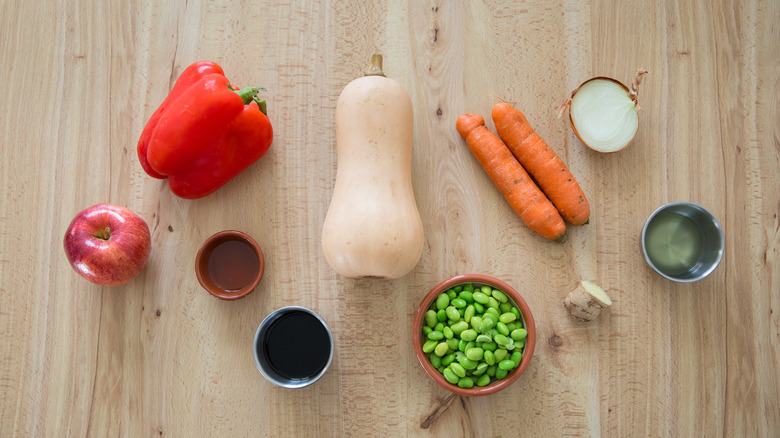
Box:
[564,281,612,322]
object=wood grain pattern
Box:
[1,0,778,436]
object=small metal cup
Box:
[253,306,334,388]
[641,202,724,282]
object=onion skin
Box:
[561,71,647,154]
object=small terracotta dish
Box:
[413,274,536,396]
[195,230,264,300]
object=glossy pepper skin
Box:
[137,61,273,199]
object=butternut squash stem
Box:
[366,54,386,77]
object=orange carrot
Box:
[456,113,567,242]
[492,102,590,226]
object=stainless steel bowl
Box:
[641,202,724,282]
[253,306,334,388]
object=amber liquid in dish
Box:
[207,239,259,291]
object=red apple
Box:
[63,203,152,286]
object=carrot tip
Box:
[555,231,569,244]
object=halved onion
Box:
[559,69,648,153]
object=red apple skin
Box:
[63,203,152,286]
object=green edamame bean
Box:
[477,373,491,387]
[476,334,493,344]
[451,298,467,308]
[465,341,475,352]
[436,309,447,322]
[472,291,489,304]
[423,326,433,336]
[505,342,516,351]
[434,322,444,332]
[430,354,442,368]
[492,290,508,303]
[446,306,460,321]
[495,368,508,380]
[516,340,525,349]
[450,363,466,378]
[443,326,454,339]
[460,329,477,342]
[428,331,444,341]
[494,334,510,346]
[463,283,474,292]
[465,347,484,362]
[484,308,500,319]
[425,310,437,327]
[459,291,474,303]
[510,328,527,341]
[499,313,516,324]
[457,377,474,388]
[423,340,437,353]
[458,357,478,370]
[470,316,483,331]
[436,293,450,310]
[498,359,515,370]
[505,322,518,332]
[450,321,469,335]
[510,351,522,366]
[446,338,460,350]
[434,342,449,357]
[447,289,457,299]
[442,353,456,366]
[473,302,485,314]
[479,318,494,333]
[453,285,462,292]
[481,342,497,352]
[487,297,500,310]
[484,350,495,365]
[481,286,492,294]
[473,362,488,376]
[487,364,498,377]
[511,307,521,319]
[464,305,475,323]
[458,339,468,352]
[494,349,508,361]
[496,322,510,336]
[443,367,459,384]
[499,303,512,313]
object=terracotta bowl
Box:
[195,230,264,301]
[413,274,536,396]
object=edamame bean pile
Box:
[422,283,527,389]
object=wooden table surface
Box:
[2,0,779,436]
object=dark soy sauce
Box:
[207,239,259,291]
[262,311,331,380]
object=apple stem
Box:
[95,227,111,240]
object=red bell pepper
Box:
[137,61,273,199]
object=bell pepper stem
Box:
[234,86,268,116]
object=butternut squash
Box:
[321,54,424,279]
